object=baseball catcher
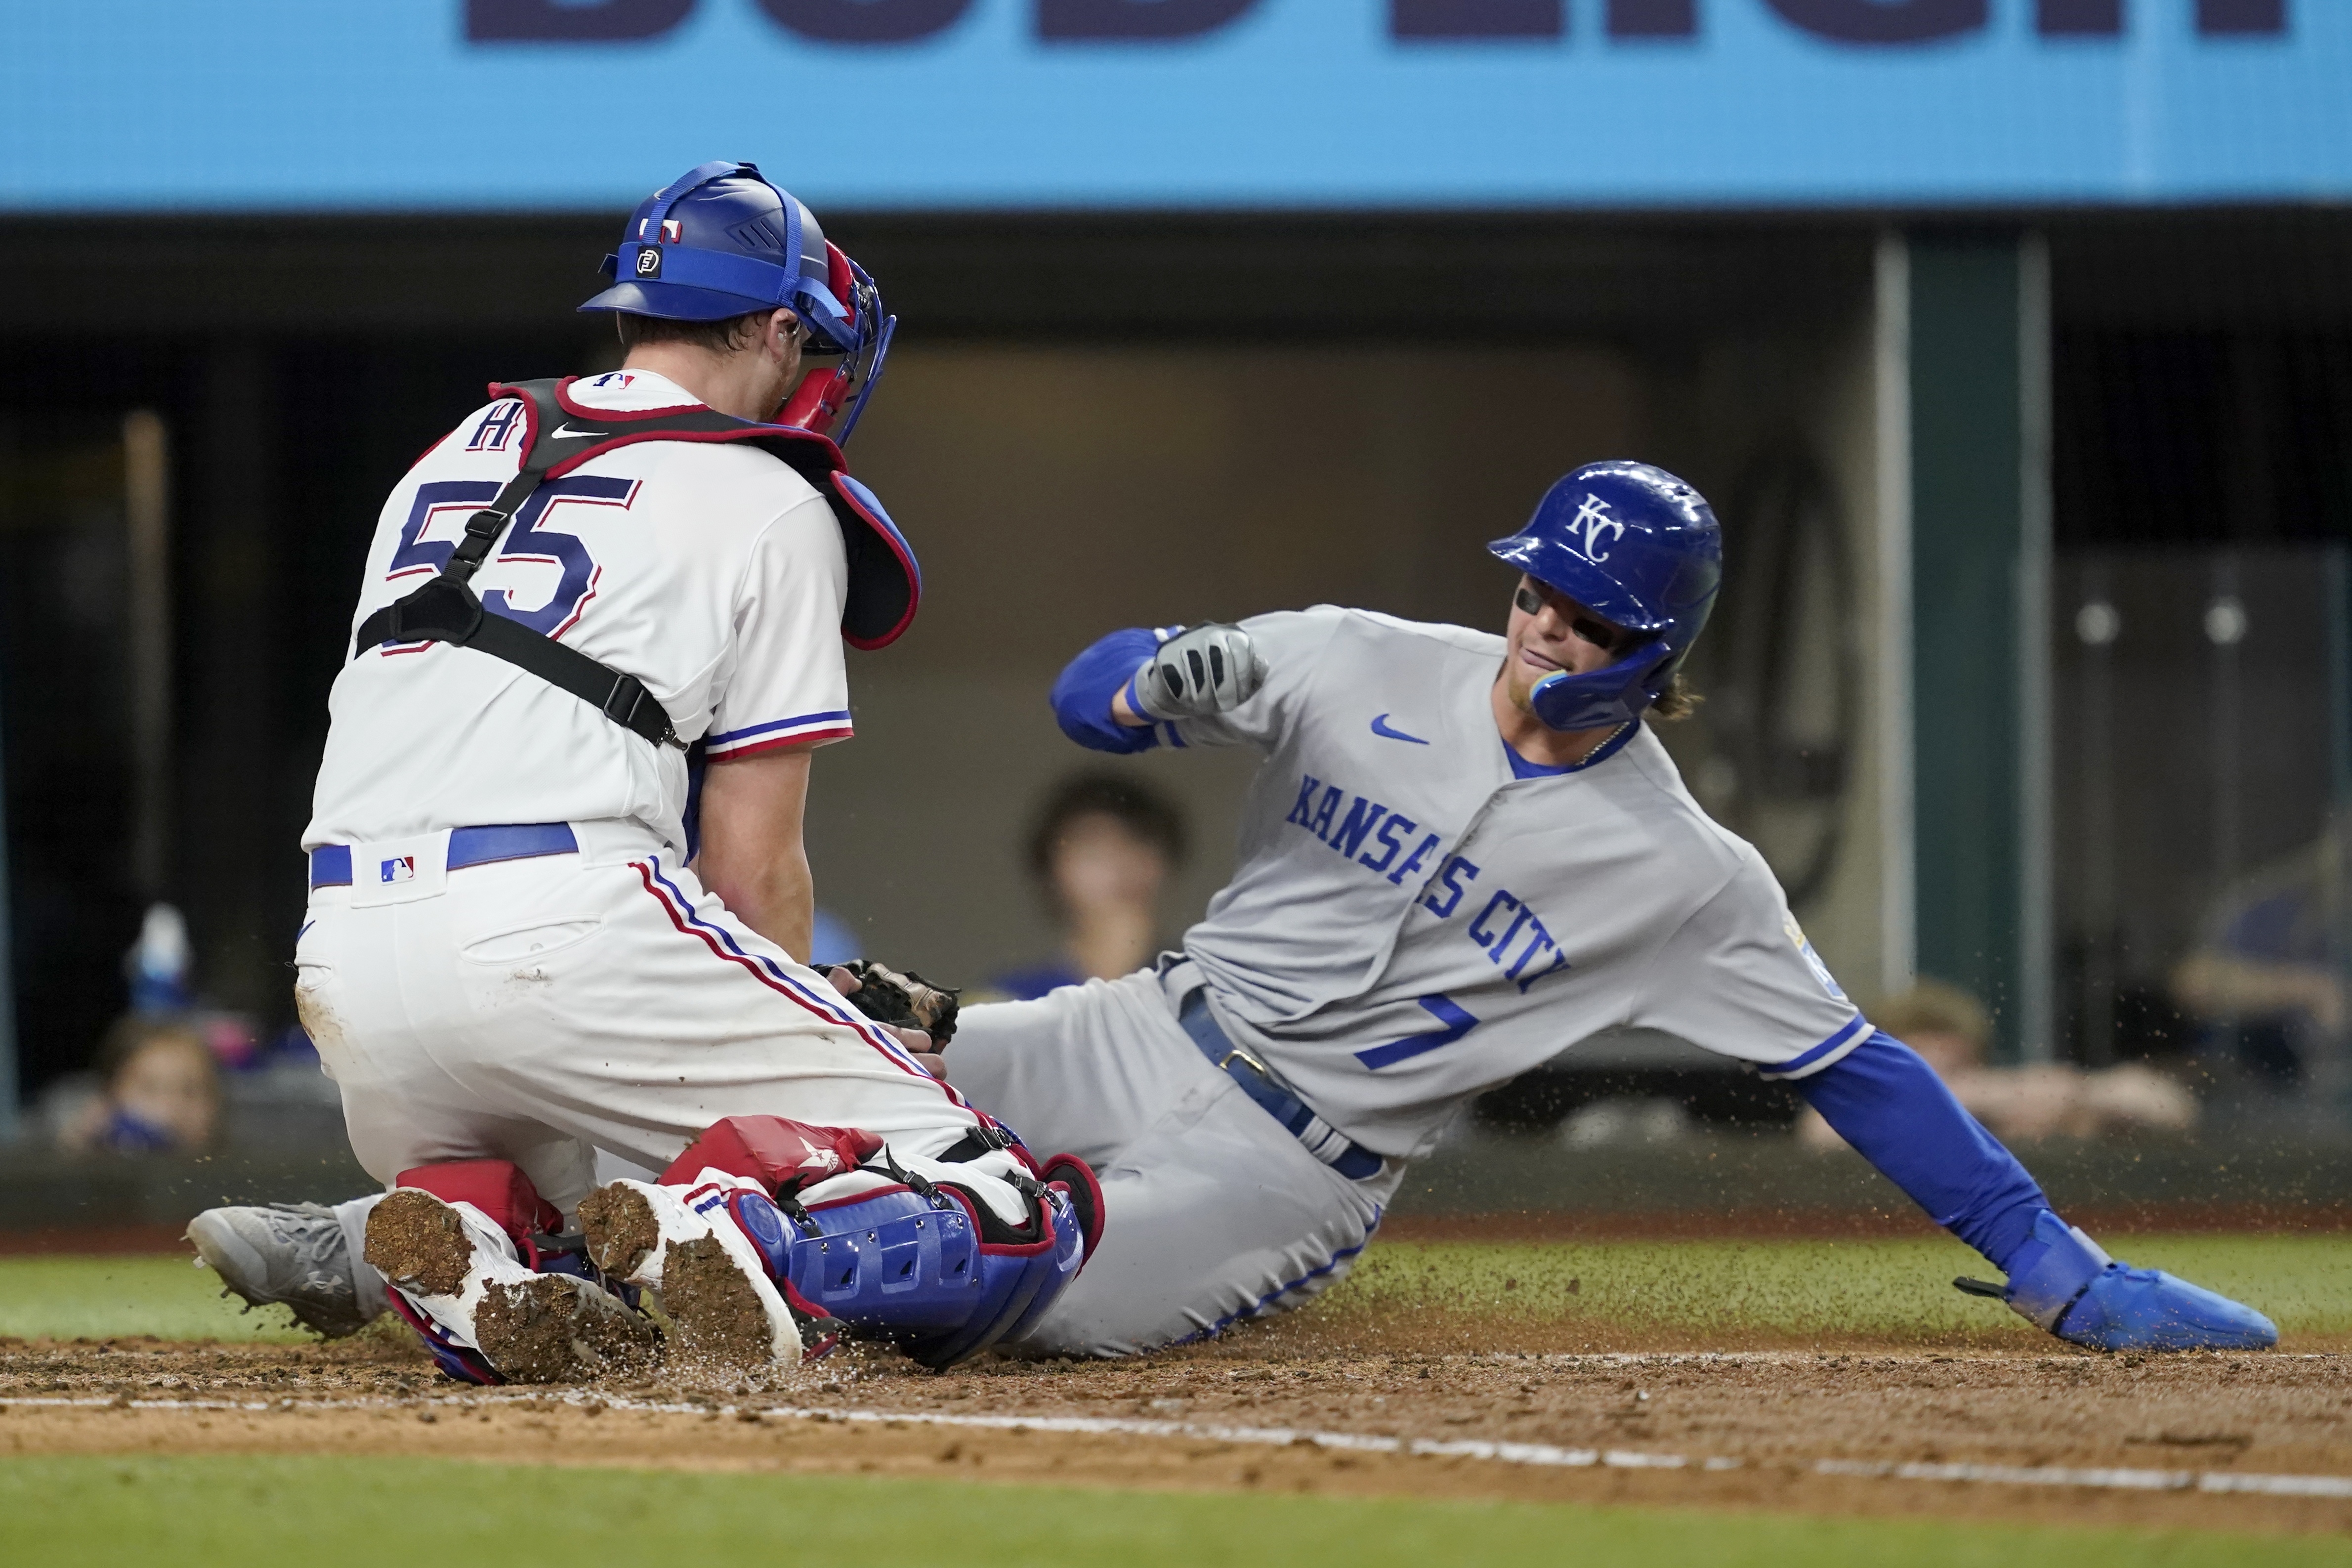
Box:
[197,161,1100,1383]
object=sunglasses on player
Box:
[1513,583,1637,655]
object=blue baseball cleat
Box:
[1957,1210,2278,1353]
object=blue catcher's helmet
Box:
[579,160,895,441]
[1488,461,1723,732]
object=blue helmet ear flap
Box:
[1529,642,1674,732]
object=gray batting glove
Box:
[1132,623,1267,722]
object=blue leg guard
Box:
[1961,1210,2278,1353]
[724,1170,1088,1369]
[925,1180,1085,1365]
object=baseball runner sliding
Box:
[945,461,2273,1356]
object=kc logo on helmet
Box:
[634,246,662,278]
[1568,495,1627,563]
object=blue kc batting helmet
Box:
[580,160,895,441]
[1488,461,1723,732]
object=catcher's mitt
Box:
[838,959,961,1045]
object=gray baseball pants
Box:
[948,966,1398,1357]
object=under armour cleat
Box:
[579,1177,802,1372]
[187,1202,372,1339]
[365,1187,656,1384]
[1958,1210,2278,1354]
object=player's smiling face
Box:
[1500,575,1633,715]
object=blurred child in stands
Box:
[2171,822,2348,1095]
[988,771,1186,1002]
[42,903,236,1153]
[58,1014,222,1154]
[1799,979,2196,1148]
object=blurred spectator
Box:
[56,1015,222,1154]
[2172,826,2348,1091]
[989,772,1187,1001]
[124,902,193,1013]
[37,901,266,1151]
[1799,979,2196,1148]
[123,897,261,1068]
[126,899,262,1068]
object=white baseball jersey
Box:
[1171,606,1866,1160]
[303,369,853,855]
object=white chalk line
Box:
[1813,1459,2352,1500]
[4,1392,2348,1499]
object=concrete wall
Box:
[1634,299,1891,1007]
[803,341,1644,984]
[803,326,1895,1003]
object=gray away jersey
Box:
[1172,606,1866,1160]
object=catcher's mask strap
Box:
[641,161,802,281]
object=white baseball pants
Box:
[295,821,984,1216]
[948,968,1399,1357]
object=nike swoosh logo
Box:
[1370,713,1429,745]
[548,424,601,439]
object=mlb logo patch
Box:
[379,855,417,885]
[1783,912,1848,1003]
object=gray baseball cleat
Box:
[187,1201,374,1338]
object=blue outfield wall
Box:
[0,0,2342,212]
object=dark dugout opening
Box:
[0,207,2347,1124]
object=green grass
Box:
[1,1456,2343,1568]
[2,1250,2341,1562]
[4,1233,2347,1347]
[1320,1232,2352,1341]
[0,1254,313,1344]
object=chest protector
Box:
[352,376,920,748]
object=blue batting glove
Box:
[1958,1210,2277,1353]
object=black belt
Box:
[1178,989,1384,1182]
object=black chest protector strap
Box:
[355,379,682,747]
[353,378,863,751]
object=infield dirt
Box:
[4,1324,2348,1539]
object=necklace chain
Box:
[1565,721,1633,772]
